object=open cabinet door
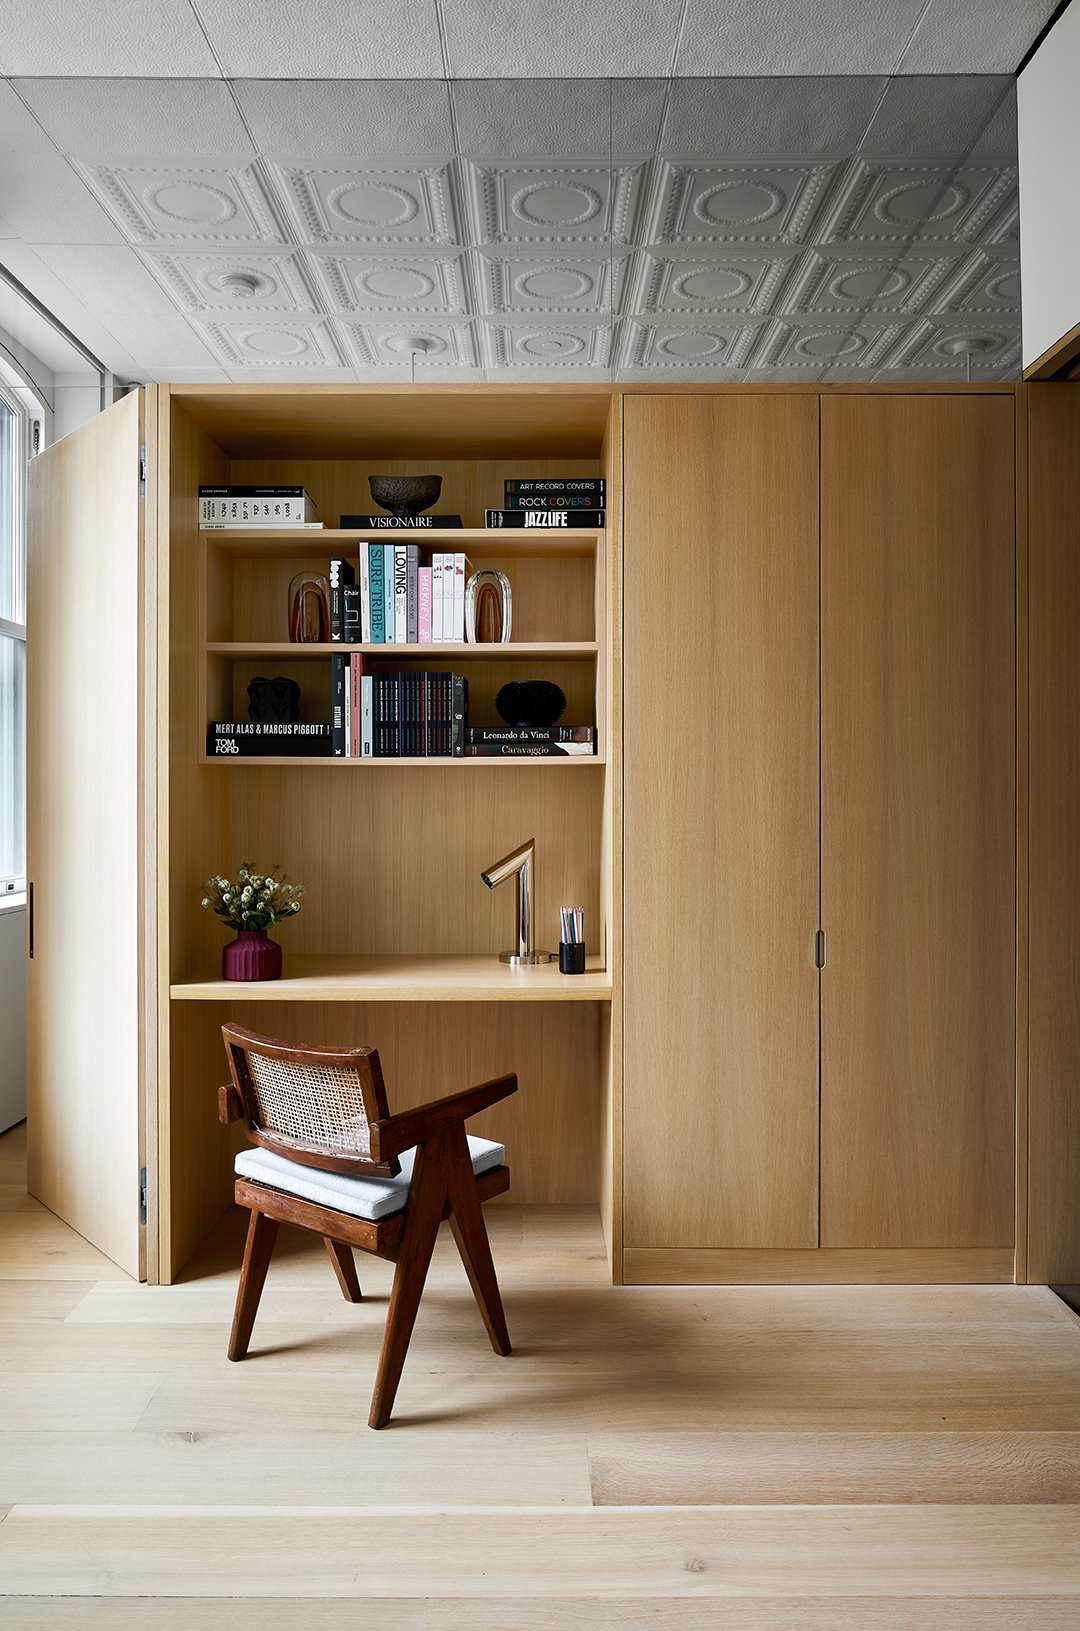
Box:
[26,391,149,1279]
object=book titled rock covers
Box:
[199,485,322,527]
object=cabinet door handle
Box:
[815,929,826,968]
[28,881,34,959]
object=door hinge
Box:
[815,929,826,969]
[139,442,146,500]
[139,1166,147,1225]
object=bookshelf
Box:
[160,385,621,1281]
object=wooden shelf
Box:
[170,952,613,1002]
[206,641,599,661]
[198,752,603,767]
[201,527,603,559]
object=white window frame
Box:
[0,382,28,897]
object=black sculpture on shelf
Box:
[495,680,566,728]
[248,676,301,723]
[368,474,442,518]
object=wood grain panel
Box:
[26,393,145,1278]
[820,394,1016,1250]
[588,1430,1080,1505]
[623,1247,1015,1284]
[622,393,820,1250]
[1027,384,1080,1283]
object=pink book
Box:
[418,566,432,643]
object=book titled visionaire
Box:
[340,514,463,529]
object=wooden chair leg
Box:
[445,1125,512,1357]
[324,1236,362,1302]
[228,1209,280,1361]
[368,1132,450,1430]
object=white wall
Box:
[1018,1,1080,369]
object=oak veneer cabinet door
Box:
[26,393,148,1278]
[622,393,820,1249]
[819,394,1015,1251]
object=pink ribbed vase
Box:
[222,930,282,982]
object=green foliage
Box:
[201,863,304,933]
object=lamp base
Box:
[499,950,553,965]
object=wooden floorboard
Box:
[2,1121,1080,1608]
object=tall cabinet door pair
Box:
[622,392,1016,1283]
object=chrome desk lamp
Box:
[481,839,552,964]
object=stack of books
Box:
[331,550,471,645]
[464,726,596,758]
[199,485,323,528]
[486,478,605,529]
[333,652,467,758]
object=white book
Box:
[453,552,466,642]
[199,495,319,525]
[394,544,408,644]
[361,674,373,757]
[359,544,371,643]
[432,553,445,642]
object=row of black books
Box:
[487,477,605,528]
[332,654,467,757]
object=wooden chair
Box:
[218,1022,516,1428]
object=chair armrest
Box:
[218,1084,245,1124]
[371,1073,517,1163]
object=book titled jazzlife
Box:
[485,509,605,529]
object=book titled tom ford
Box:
[339,514,463,529]
[207,722,332,758]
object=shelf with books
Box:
[170,952,612,1002]
[200,526,604,560]
[205,641,599,660]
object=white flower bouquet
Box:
[201,863,304,933]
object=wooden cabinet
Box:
[622,389,1019,1287]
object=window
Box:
[0,387,27,897]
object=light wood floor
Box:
[3,1119,1080,1626]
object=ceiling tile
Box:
[611,79,668,158]
[441,0,681,77]
[139,249,321,312]
[451,81,611,160]
[815,159,1017,246]
[464,161,644,246]
[642,161,841,247]
[475,252,622,316]
[308,251,468,314]
[199,315,350,368]
[273,163,460,246]
[482,320,613,368]
[0,0,219,76]
[27,242,222,367]
[14,79,254,157]
[779,247,970,316]
[969,85,1018,161]
[675,0,929,75]
[754,314,905,369]
[925,250,1021,315]
[899,0,1060,74]
[232,80,455,160]
[661,77,888,159]
[193,0,445,77]
[0,82,58,155]
[339,318,480,368]
[859,75,1014,160]
[0,152,126,244]
[619,317,763,369]
[632,249,797,315]
[883,314,1022,370]
[74,160,289,244]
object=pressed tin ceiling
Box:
[0,1,1060,383]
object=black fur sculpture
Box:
[495,680,566,728]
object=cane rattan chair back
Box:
[222,1026,399,1178]
[218,1022,517,1429]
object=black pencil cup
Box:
[559,941,586,975]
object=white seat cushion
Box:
[234,1135,505,1223]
